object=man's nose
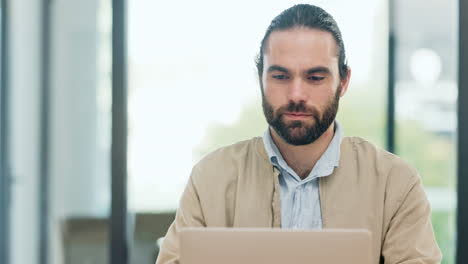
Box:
[287,78,308,102]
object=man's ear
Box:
[258,74,264,96]
[339,66,351,97]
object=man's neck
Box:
[270,122,335,180]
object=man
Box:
[156,4,442,264]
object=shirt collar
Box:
[262,121,342,180]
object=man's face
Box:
[261,27,350,145]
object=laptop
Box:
[180,228,372,264]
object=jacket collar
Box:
[261,121,342,180]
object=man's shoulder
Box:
[341,136,394,161]
[341,136,420,183]
[197,137,265,165]
[191,137,269,182]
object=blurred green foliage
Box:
[193,100,267,161]
[397,119,456,188]
[432,210,456,264]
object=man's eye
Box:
[308,76,325,81]
[272,74,289,80]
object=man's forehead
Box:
[264,27,338,60]
[263,27,339,71]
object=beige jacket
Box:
[156,136,442,264]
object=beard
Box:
[262,86,341,146]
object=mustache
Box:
[276,101,320,117]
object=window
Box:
[394,0,458,263]
[127,0,387,213]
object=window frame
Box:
[457,0,468,263]
[0,0,11,263]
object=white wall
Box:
[8,1,111,263]
[49,0,111,263]
[8,0,41,264]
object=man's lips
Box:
[283,112,313,120]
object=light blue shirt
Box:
[262,121,342,229]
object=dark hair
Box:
[256,4,348,80]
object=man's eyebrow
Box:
[267,65,289,73]
[306,67,332,75]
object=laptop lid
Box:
[180,228,372,264]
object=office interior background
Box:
[0,0,467,264]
